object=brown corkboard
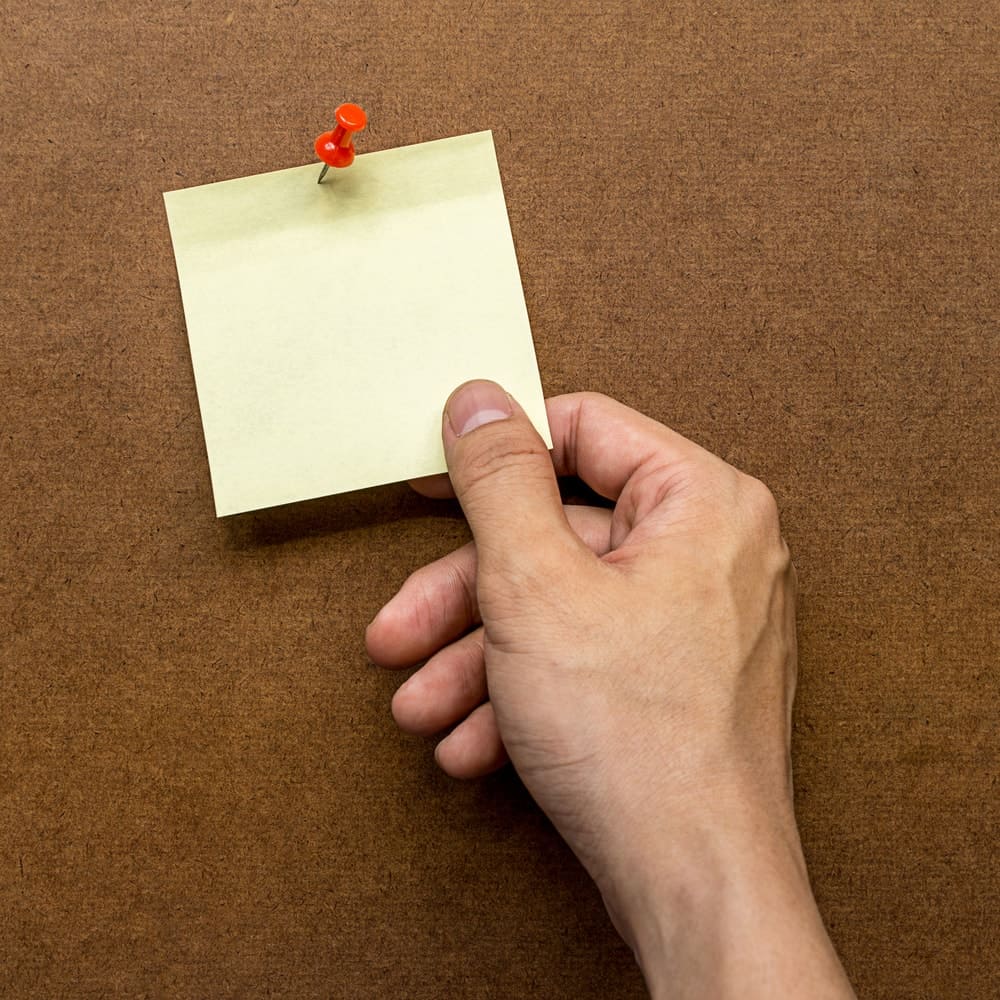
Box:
[1,3,997,997]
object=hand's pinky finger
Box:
[435,702,509,779]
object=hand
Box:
[366,381,855,998]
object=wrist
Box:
[596,787,853,999]
[602,782,804,944]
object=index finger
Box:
[411,391,712,502]
[545,392,712,501]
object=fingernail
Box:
[446,380,513,437]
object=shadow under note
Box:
[221,472,611,552]
[222,480,465,550]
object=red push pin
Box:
[315,103,367,184]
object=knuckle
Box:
[459,437,549,491]
[740,474,781,533]
[405,569,447,635]
[402,552,474,633]
[456,634,486,697]
[448,556,478,617]
[575,390,615,410]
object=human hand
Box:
[366,381,854,998]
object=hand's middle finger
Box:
[391,627,487,736]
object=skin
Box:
[367,381,856,999]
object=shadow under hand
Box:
[559,474,615,511]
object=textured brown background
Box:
[2,2,998,997]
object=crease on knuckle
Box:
[459,441,549,493]
[455,635,486,700]
[406,571,445,635]
[619,456,696,529]
[444,552,478,627]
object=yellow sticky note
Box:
[163,131,550,516]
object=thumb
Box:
[443,380,579,575]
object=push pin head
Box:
[315,103,367,183]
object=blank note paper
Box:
[163,131,550,516]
